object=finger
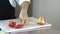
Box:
[20,18,22,22]
[24,19,28,25]
[19,17,24,24]
[21,19,24,24]
[24,19,26,24]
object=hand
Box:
[19,1,30,25]
[19,12,28,25]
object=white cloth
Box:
[9,0,30,7]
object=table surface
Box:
[0,17,52,33]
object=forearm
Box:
[20,1,30,14]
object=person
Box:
[0,0,30,24]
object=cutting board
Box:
[0,17,52,33]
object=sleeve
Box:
[16,0,30,6]
[9,0,16,7]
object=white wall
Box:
[33,0,60,30]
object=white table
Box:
[0,17,52,34]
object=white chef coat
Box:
[9,0,30,7]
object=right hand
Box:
[19,12,29,25]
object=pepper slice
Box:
[15,24,24,29]
[8,21,16,27]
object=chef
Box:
[0,0,30,24]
